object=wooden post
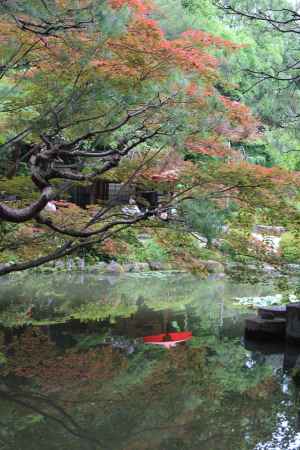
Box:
[286,303,300,343]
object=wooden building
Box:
[68,179,159,209]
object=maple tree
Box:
[0,0,297,274]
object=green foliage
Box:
[292,367,300,385]
[130,238,169,263]
[196,246,224,261]
[0,221,19,240]
[0,351,7,365]
[206,337,274,394]
[280,232,300,263]
[75,333,110,350]
[177,0,300,171]
[181,199,230,247]
[0,176,38,200]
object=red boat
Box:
[143,331,192,349]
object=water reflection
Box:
[254,413,300,450]
[1,273,300,449]
[0,386,101,450]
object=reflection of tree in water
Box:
[1,317,297,450]
[0,385,101,450]
[0,273,276,329]
[112,299,188,338]
[2,274,300,449]
[2,328,127,394]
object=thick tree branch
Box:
[0,186,54,223]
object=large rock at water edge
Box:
[148,261,166,271]
[245,316,286,340]
[202,260,225,274]
[106,261,124,273]
[124,262,150,272]
[258,305,287,320]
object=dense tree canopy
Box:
[1,0,300,274]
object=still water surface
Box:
[0,272,300,450]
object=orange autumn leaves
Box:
[0,0,255,152]
[92,0,241,82]
[0,0,267,183]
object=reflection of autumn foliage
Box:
[246,377,278,400]
[113,344,276,450]
[6,329,127,394]
[1,324,283,450]
[141,346,223,403]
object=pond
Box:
[1,272,300,450]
